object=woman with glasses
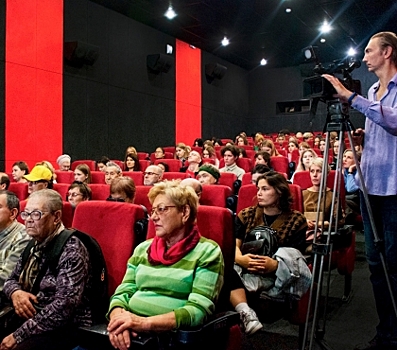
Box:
[23,165,53,194]
[67,181,92,208]
[107,176,136,203]
[73,164,92,184]
[107,181,224,350]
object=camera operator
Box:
[323,31,397,350]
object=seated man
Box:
[219,145,245,180]
[1,189,93,350]
[143,165,163,186]
[0,173,10,190]
[0,191,30,293]
[180,178,202,200]
[104,162,122,185]
[197,164,220,185]
[56,155,71,172]
[23,166,53,194]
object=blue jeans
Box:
[360,192,397,344]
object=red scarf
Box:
[147,226,201,266]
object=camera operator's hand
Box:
[322,74,354,102]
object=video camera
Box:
[303,46,362,101]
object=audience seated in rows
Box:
[143,165,163,186]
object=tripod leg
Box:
[342,274,352,302]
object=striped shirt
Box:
[108,236,224,328]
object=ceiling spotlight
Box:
[320,21,332,34]
[320,38,326,43]
[221,37,229,46]
[164,5,177,19]
[260,58,268,66]
[285,8,292,13]
[347,48,356,56]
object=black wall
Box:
[0,1,5,170]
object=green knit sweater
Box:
[108,236,224,329]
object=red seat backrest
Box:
[111,160,124,171]
[200,185,232,208]
[137,152,149,160]
[154,159,182,172]
[139,160,151,171]
[134,185,152,212]
[91,171,106,184]
[71,160,96,171]
[150,152,174,163]
[289,184,303,212]
[201,158,215,165]
[290,149,300,164]
[8,183,29,201]
[55,171,74,184]
[162,172,188,181]
[88,184,110,200]
[162,146,175,155]
[72,201,146,296]
[237,184,257,214]
[241,173,252,186]
[53,183,70,201]
[270,156,289,173]
[218,172,237,189]
[122,171,144,186]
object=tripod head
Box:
[323,99,356,134]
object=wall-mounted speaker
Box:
[205,63,227,83]
[64,41,99,68]
[147,54,173,73]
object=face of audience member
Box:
[288,143,297,153]
[157,163,166,173]
[0,194,17,231]
[12,166,26,182]
[237,137,245,146]
[175,148,185,159]
[255,155,268,166]
[314,137,321,147]
[302,151,315,169]
[154,148,165,159]
[105,166,121,185]
[333,140,340,155]
[28,180,48,194]
[251,172,263,185]
[74,169,88,183]
[319,140,326,152]
[109,191,133,203]
[144,166,162,186]
[59,160,70,171]
[309,164,322,187]
[125,156,135,170]
[343,151,355,169]
[67,187,85,208]
[256,179,278,208]
[223,151,237,167]
[197,171,217,185]
[23,195,61,243]
[151,194,188,241]
[97,162,106,172]
[188,151,201,164]
[202,150,210,158]
[261,146,272,155]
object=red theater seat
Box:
[154,159,182,172]
[218,172,237,189]
[8,183,29,201]
[91,171,105,184]
[71,160,96,171]
[134,185,152,212]
[270,156,289,174]
[55,171,74,184]
[200,185,232,208]
[122,171,143,185]
[53,183,70,201]
[88,184,109,200]
[162,172,188,181]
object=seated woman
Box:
[230,171,308,335]
[67,181,92,208]
[174,143,190,166]
[107,176,136,203]
[254,151,272,168]
[154,147,165,160]
[202,146,219,168]
[97,156,110,172]
[12,161,29,183]
[74,164,92,184]
[342,149,361,224]
[303,158,344,232]
[259,140,282,157]
[124,153,140,172]
[291,149,317,183]
[107,181,224,350]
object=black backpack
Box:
[21,229,108,324]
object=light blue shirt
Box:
[351,73,397,195]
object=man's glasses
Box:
[20,210,50,221]
[151,205,176,216]
[68,192,82,198]
[144,172,160,176]
[28,181,45,185]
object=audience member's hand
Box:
[0,334,17,350]
[109,329,130,350]
[351,128,364,147]
[349,164,357,173]
[236,253,258,269]
[11,290,38,319]
[247,255,278,274]
[307,220,316,230]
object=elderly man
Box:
[197,164,220,185]
[0,191,29,292]
[0,173,10,190]
[1,189,93,349]
[180,178,202,199]
[23,166,53,194]
[219,145,245,180]
[56,155,71,172]
[104,161,122,185]
[143,165,163,186]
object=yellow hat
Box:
[23,166,52,182]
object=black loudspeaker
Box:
[64,41,99,68]
[205,63,227,83]
[146,54,173,73]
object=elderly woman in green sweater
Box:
[107,180,224,350]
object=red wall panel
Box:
[175,40,201,145]
[5,0,63,171]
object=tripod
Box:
[301,99,397,350]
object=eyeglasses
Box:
[106,196,125,202]
[144,172,160,176]
[28,181,45,185]
[68,192,82,198]
[20,210,50,221]
[151,205,176,216]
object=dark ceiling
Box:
[91,0,397,70]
